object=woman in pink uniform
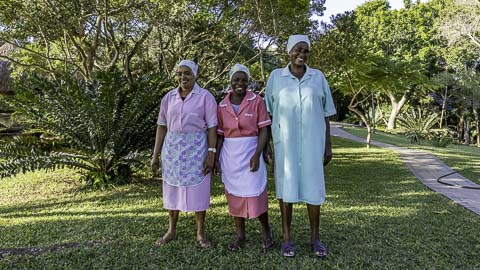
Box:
[215,63,273,251]
[151,60,217,248]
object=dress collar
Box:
[280,63,315,78]
[219,90,256,107]
[171,83,201,96]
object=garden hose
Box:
[436,171,480,190]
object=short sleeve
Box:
[265,72,274,114]
[157,95,168,126]
[322,73,336,117]
[257,98,271,128]
[217,106,224,135]
[204,92,218,128]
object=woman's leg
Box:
[258,212,274,249]
[306,204,320,242]
[228,217,246,251]
[195,210,210,247]
[278,199,293,242]
[307,203,327,257]
[156,210,179,245]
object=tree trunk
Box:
[366,124,372,149]
[474,107,480,147]
[386,91,408,130]
[439,86,448,128]
[464,116,470,146]
[348,106,372,148]
[371,95,375,133]
[458,115,464,144]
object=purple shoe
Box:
[311,240,328,258]
[280,241,295,257]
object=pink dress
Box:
[157,83,217,212]
[217,90,271,218]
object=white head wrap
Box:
[229,63,250,81]
[286,35,311,54]
[177,60,198,78]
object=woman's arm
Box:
[151,125,167,175]
[250,126,268,172]
[214,135,224,175]
[323,118,332,166]
[203,126,217,175]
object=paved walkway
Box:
[331,123,480,216]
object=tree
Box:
[0,0,163,83]
[353,0,447,129]
[312,8,431,146]
[440,0,480,49]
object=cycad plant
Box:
[0,70,166,187]
[397,107,439,144]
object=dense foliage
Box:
[0,71,165,186]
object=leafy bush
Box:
[427,129,453,147]
[397,107,438,144]
[0,70,167,187]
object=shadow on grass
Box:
[1,137,479,269]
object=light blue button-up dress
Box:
[265,65,336,205]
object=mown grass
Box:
[343,126,480,184]
[1,137,479,269]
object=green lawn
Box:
[343,126,480,184]
[1,137,479,269]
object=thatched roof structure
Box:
[0,43,15,95]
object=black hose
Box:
[437,171,480,190]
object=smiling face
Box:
[289,42,310,67]
[176,65,196,91]
[230,71,248,97]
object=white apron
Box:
[220,136,267,197]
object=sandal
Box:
[280,241,295,257]
[261,230,274,251]
[227,237,245,252]
[197,238,211,249]
[311,240,328,258]
[154,236,172,246]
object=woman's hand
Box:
[263,143,273,165]
[323,147,332,166]
[250,154,260,172]
[151,156,161,176]
[214,159,221,176]
[203,152,215,175]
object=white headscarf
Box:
[177,60,198,78]
[229,63,250,81]
[286,35,311,54]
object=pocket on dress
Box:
[272,122,281,145]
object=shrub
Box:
[0,70,167,187]
[397,107,438,144]
[427,129,453,148]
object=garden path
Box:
[331,123,480,216]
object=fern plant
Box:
[0,70,167,187]
[397,107,439,144]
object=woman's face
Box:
[289,42,310,67]
[176,66,196,91]
[230,71,248,97]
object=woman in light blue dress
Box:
[265,34,336,258]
